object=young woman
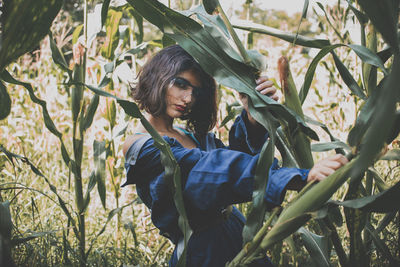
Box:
[122,45,348,266]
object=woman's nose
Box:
[182,90,193,103]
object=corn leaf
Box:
[380,149,400,161]
[233,20,331,49]
[49,31,71,74]
[242,133,274,244]
[332,180,400,212]
[365,224,400,266]
[0,70,71,166]
[299,45,367,105]
[81,94,100,132]
[94,140,107,210]
[311,141,351,152]
[82,171,97,213]
[348,44,388,75]
[297,227,330,267]
[0,0,62,70]
[101,0,112,27]
[292,0,309,46]
[0,200,14,267]
[0,201,12,240]
[127,7,144,44]
[202,0,219,14]
[358,0,399,53]
[366,168,390,192]
[346,0,369,25]
[0,81,11,120]
[72,25,84,45]
[257,158,356,251]
[351,56,400,178]
[11,230,57,246]
[101,9,122,60]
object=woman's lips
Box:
[176,105,186,112]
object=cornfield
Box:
[0,0,399,266]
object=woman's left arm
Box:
[229,76,279,155]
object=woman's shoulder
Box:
[123,134,146,156]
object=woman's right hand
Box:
[307,154,349,182]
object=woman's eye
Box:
[174,78,189,90]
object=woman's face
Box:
[164,69,201,119]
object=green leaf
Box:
[0,0,63,70]
[127,7,144,44]
[162,35,176,47]
[182,5,240,61]
[366,168,390,192]
[0,70,71,165]
[299,44,342,104]
[11,230,56,246]
[71,64,84,122]
[0,201,12,240]
[386,110,400,144]
[48,31,71,74]
[311,141,351,152]
[348,44,388,75]
[351,55,400,177]
[0,81,11,120]
[346,0,369,25]
[358,0,399,53]
[94,140,107,210]
[292,0,309,46]
[82,171,97,213]
[101,9,123,60]
[257,158,357,251]
[0,200,15,267]
[333,180,400,212]
[297,227,330,267]
[380,149,400,161]
[101,0,112,27]
[81,94,100,132]
[331,51,366,100]
[242,134,274,244]
[365,224,400,266]
[72,24,84,45]
[202,0,219,14]
[117,99,142,118]
[86,200,136,256]
[233,20,331,49]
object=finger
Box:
[307,172,325,182]
[255,80,274,91]
[318,166,335,177]
[260,87,276,96]
[271,94,279,101]
[256,76,269,84]
[319,160,342,170]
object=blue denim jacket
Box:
[123,110,309,266]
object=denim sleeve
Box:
[125,136,310,211]
[229,109,269,155]
[265,159,310,206]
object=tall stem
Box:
[228,207,280,266]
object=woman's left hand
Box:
[239,76,279,125]
[255,76,279,101]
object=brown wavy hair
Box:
[131,45,217,136]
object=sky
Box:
[220,0,331,15]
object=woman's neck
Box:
[147,114,175,133]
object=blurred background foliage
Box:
[0,0,399,266]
